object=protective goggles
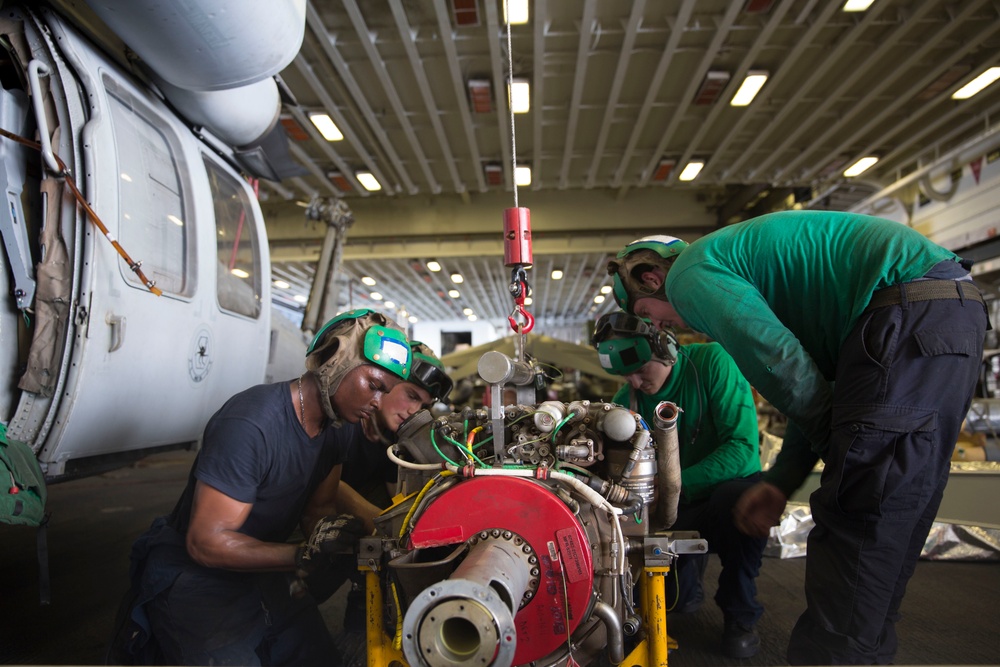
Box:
[409,356,454,402]
[593,311,655,342]
[308,308,411,379]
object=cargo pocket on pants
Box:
[830,404,937,519]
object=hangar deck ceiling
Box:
[92,0,1000,327]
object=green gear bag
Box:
[0,423,47,526]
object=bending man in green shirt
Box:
[607,210,989,665]
[592,312,766,659]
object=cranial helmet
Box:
[606,235,688,313]
[591,311,678,375]
[306,309,411,424]
[407,341,454,403]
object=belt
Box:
[865,279,983,312]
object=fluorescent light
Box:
[523,297,532,306]
[509,79,530,113]
[678,160,705,181]
[504,0,529,24]
[515,166,531,186]
[594,295,606,304]
[952,67,1000,100]
[356,172,381,192]
[308,113,343,141]
[448,289,460,298]
[361,276,377,286]
[384,301,395,309]
[600,285,612,294]
[450,273,464,284]
[370,292,383,301]
[731,71,768,106]
[463,307,474,316]
[551,269,564,280]
[273,279,290,289]
[842,0,875,10]
[843,156,879,177]
[230,268,249,279]
[468,314,478,322]
[427,260,442,272]
[408,315,418,323]
[293,294,307,303]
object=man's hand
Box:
[733,482,787,538]
[294,513,366,575]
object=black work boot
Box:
[722,621,760,659]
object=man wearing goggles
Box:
[593,311,766,659]
[328,340,454,666]
[124,309,411,666]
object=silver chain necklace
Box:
[297,374,306,428]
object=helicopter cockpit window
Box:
[104,76,193,296]
[204,157,262,319]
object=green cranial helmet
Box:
[306,309,411,424]
[606,235,688,313]
[407,341,454,403]
[591,311,678,375]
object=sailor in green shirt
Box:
[607,211,989,665]
[592,312,766,659]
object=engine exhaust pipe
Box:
[401,540,529,666]
[653,401,682,528]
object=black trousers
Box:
[787,292,988,665]
[668,474,767,628]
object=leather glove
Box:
[295,513,366,576]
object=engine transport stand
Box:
[626,532,708,667]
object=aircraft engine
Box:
[363,353,705,667]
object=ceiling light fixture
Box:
[509,78,530,113]
[384,301,395,309]
[594,295,606,304]
[370,292,383,301]
[230,268,249,279]
[842,0,876,11]
[462,307,474,316]
[551,268,564,280]
[952,67,1000,100]
[408,315,418,323]
[843,156,879,177]
[356,172,382,192]
[427,260,442,272]
[293,294,307,303]
[600,285,612,294]
[468,314,478,322]
[308,113,343,141]
[524,297,533,306]
[678,160,705,182]
[451,273,464,284]
[361,276,377,286]
[448,289,460,298]
[652,158,676,181]
[504,0,529,24]
[730,71,768,106]
[273,279,290,289]
[694,71,730,105]
[515,166,531,186]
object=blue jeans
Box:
[668,475,767,628]
[787,290,988,665]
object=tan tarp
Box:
[440,334,615,381]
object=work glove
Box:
[295,513,366,576]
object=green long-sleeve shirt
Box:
[612,342,760,503]
[663,210,958,494]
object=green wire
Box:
[429,427,460,467]
[443,432,487,467]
